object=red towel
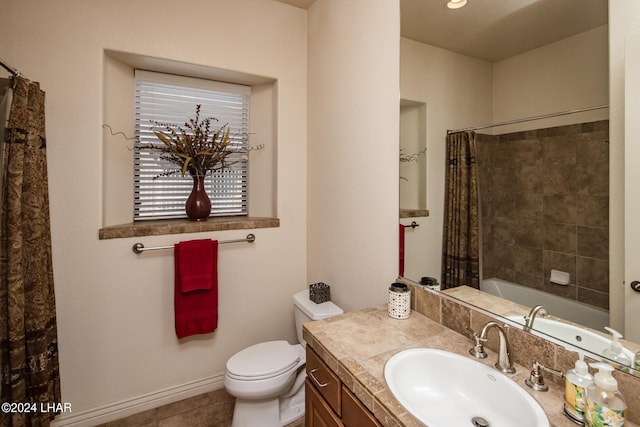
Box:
[399,224,405,277]
[174,239,218,339]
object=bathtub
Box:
[505,316,635,365]
[480,278,610,332]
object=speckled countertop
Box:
[303,305,635,427]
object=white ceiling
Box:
[276,0,608,63]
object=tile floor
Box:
[96,388,304,427]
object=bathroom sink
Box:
[384,348,549,427]
[506,316,635,365]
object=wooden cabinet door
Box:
[305,379,343,427]
[341,386,382,427]
[306,346,341,416]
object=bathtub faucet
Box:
[524,305,549,330]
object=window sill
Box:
[400,209,429,218]
[98,216,280,240]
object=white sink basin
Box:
[507,316,635,365]
[384,348,549,427]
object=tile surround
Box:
[477,120,610,310]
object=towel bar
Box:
[132,234,256,254]
[403,221,419,229]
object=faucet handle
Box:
[466,327,488,359]
[524,361,564,392]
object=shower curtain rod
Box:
[446,104,609,134]
[0,57,20,77]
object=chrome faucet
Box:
[468,321,516,374]
[524,305,549,329]
[525,361,564,392]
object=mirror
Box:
[398,0,640,372]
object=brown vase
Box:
[185,175,211,221]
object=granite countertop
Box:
[303,305,594,427]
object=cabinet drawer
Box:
[306,345,341,416]
[341,386,382,427]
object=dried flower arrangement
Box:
[147,104,245,179]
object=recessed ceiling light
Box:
[447,0,467,9]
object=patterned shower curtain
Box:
[441,131,480,290]
[0,77,61,426]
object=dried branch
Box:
[400,147,427,163]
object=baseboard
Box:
[51,373,225,427]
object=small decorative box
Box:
[309,282,330,304]
[388,282,411,319]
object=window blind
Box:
[134,70,250,220]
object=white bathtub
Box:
[480,278,610,332]
[505,316,635,365]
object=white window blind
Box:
[134,70,250,220]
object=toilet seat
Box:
[226,340,301,381]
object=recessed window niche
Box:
[101,50,278,234]
[399,99,427,218]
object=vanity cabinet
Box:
[305,345,381,427]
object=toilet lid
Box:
[226,340,301,379]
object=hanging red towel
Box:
[174,239,218,339]
[399,224,405,277]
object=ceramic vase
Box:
[185,175,211,221]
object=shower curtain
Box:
[0,76,61,426]
[441,131,480,290]
[0,80,12,219]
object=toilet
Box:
[224,289,344,427]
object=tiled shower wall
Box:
[476,120,609,309]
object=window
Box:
[134,70,250,220]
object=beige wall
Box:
[1,0,309,422]
[1,0,402,423]
[306,0,400,312]
[399,38,494,282]
[492,25,609,134]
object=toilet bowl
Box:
[224,290,343,427]
[224,340,305,400]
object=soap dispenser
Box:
[564,351,593,424]
[585,363,626,427]
[603,327,632,369]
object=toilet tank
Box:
[293,290,343,346]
